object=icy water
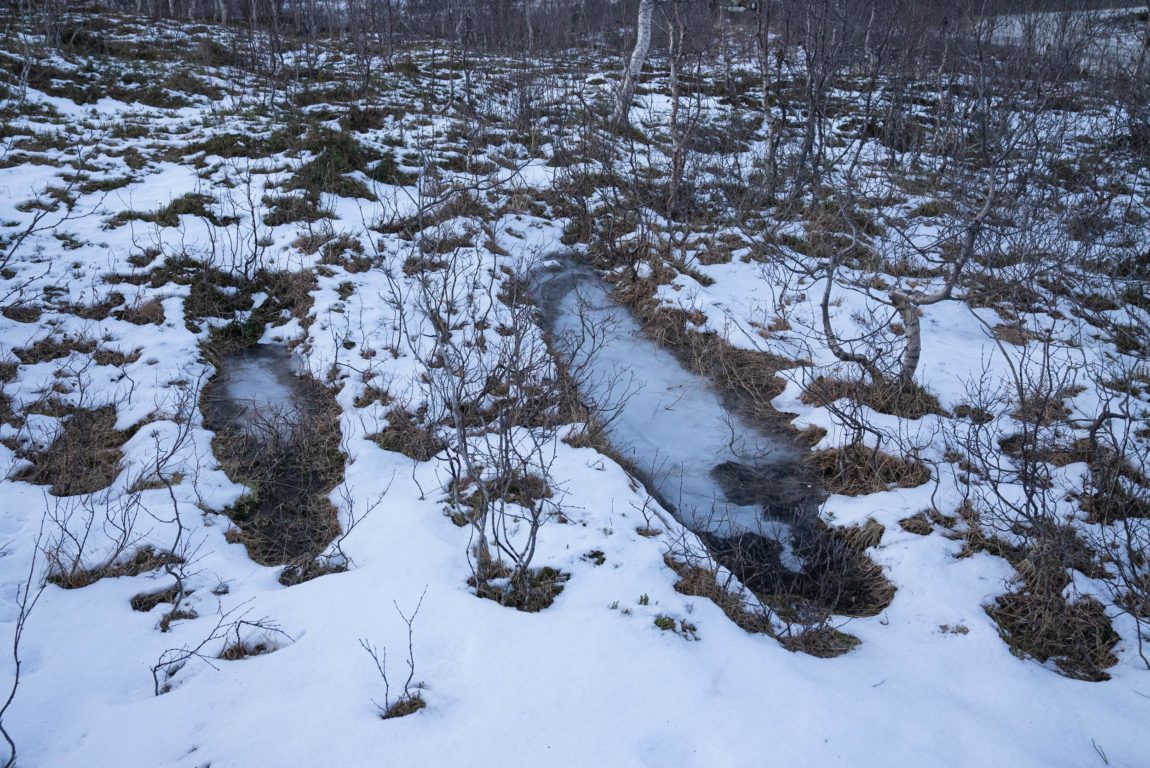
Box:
[534,257,816,546]
[202,345,309,438]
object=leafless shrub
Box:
[40,491,148,589]
[150,602,275,695]
[947,341,1124,679]
[359,589,427,720]
[218,618,292,661]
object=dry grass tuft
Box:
[808,443,931,496]
[664,555,773,634]
[987,590,1118,681]
[218,640,276,661]
[802,376,945,419]
[2,305,42,323]
[278,557,347,587]
[320,234,372,273]
[832,518,885,550]
[1080,484,1150,523]
[114,296,166,325]
[381,694,426,719]
[369,408,443,461]
[48,546,182,590]
[14,334,97,364]
[777,626,861,657]
[469,565,570,612]
[353,385,392,409]
[18,405,130,496]
[993,322,1047,346]
[130,583,181,612]
[899,511,934,535]
[1010,386,1082,426]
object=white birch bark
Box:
[611,0,654,126]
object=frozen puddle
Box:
[201,343,344,570]
[202,345,308,438]
[534,257,815,556]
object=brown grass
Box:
[320,234,372,273]
[14,334,97,364]
[2,305,42,323]
[808,443,931,496]
[993,323,1047,346]
[278,557,347,587]
[48,546,182,590]
[1012,398,1073,426]
[664,553,868,657]
[369,408,443,461]
[898,511,934,535]
[381,694,426,719]
[114,297,165,325]
[777,627,861,657]
[802,376,946,419]
[219,640,276,661]
[953,403,993,424]
[92,347,143,367]
[664,555,773,634]
[130,583,181,612]
[18,405,130,496]
[987,590,1118,681]
[469,565,570,612]
[953,502,1025,562]
[802,521,896,618]
[353,384,392,409]
[263,194,332,227]
[1079,484,1150,524]
[612,273,795,427]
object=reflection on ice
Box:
[203,345,307,438]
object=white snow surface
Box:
[0,29,1145,768]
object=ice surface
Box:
[203,345,305,437]
[537,257,800,539]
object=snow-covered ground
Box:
[0,12,1146,768]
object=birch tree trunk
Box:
[666,9,684,214]
[1137,1,1150,80]
[611,0,654,127]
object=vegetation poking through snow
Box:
[0,1,1147,766]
